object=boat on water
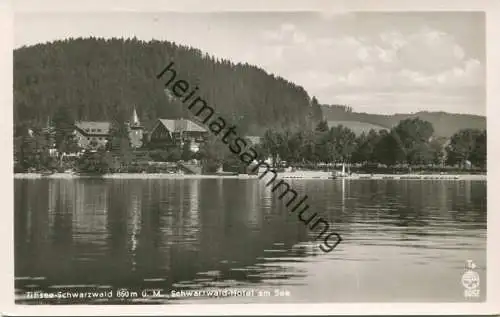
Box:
[215,165,238,176]
[40,171,54,177]
[215,171,238,176]
[331,163,350,179]
[75,171,106,177]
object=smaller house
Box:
[74,121,111,150]
[149,119,208,152]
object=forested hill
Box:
[14,37,323,134]
[321,105,486,138]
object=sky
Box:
[14,11,486,116]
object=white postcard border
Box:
[1,0,498,315]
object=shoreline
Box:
[14,172,487,181]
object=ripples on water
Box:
[14,178,487,304]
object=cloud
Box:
[255,23,484,94]
[212,15,484,115]
[434,58,483,86]
[395,27,469,73]
[262,23,307,45]
[336,57,483,89]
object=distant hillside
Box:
[327,120,388,136]
[14,37,323,135]
[321,105,486,138]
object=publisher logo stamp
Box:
[462,260,480,298]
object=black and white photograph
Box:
[4,0,498,313]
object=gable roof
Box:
[157,119,207,133]
[75,121,111,136]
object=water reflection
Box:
[15,179,486,303]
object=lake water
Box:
[14,178,487,304]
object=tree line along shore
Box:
[14,106,486,177]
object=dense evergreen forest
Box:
[14,37,323,134]
[321,105,486,138]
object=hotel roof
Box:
[74,121,111,136]
[157,119,207,133]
